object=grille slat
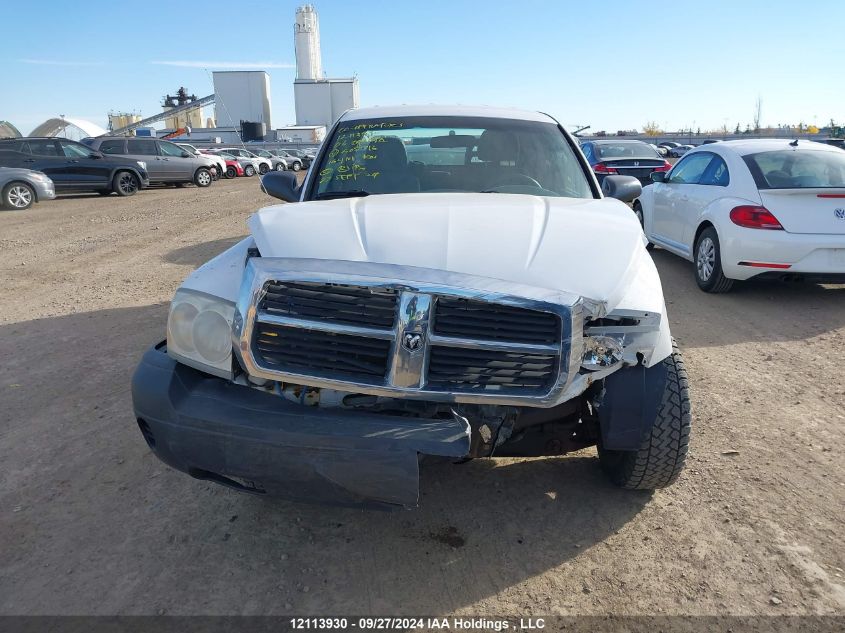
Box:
[261,281,398,328]
[433,298,559,344]
[427,346,557,393]
[254,323,391,381]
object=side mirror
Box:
[181,151,191,158]
[651,171,668,183]
[90,151,103,159]
[260,170,300,203]
[601,175,642,202]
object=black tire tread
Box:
[696,227,734,293]
[604,340,691,489]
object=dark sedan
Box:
[580,140,672,186]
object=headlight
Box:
[136,161,147,171]
[167,288,235,379]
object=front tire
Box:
[291,161,301,172]
[2,182,35,210]
[599,340,691,489]
[225,166,237,179]
[275,162,285,171]
[194,167,212,187]
[694,227,733,293]
[633,201,654,250]
[244,165,256,177]
[258,163,269,175]
[113,171,139,197]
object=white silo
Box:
[295,4,323,80]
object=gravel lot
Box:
[1,178,843,616]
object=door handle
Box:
[24,159,35,163]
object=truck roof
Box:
[340,104,558,124]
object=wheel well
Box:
[693,221,715,249]
[3,180,37,201]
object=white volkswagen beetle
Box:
[635,139,845,292]
[132,105,691,508]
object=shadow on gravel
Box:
[0,304,650,614]
[163,236,245,267]
[652,248,845,348]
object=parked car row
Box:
[0,137,152,208]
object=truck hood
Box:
[248,193,648,311]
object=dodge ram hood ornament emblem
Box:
[402,331,424,352]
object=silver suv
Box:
[83,137,216,187]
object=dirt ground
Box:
[0,177,843,617]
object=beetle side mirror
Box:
[260,170,300,203]
[651,171,668,183]
[601,175,642,202]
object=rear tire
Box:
[2,182,35,210]
[291,162,301,172]
[599,340,691,489]
[194,168,212,187]
[275,162,285,171]
[225,166,237,179]
[258,163,269,175]
[244,165,256,177]
[113,171,139,197]
[694,227,733,293]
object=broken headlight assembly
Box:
[581,334,624,370]
[167,288,235,379]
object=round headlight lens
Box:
[192,310,232,364]
[169,302,198,352]
[581,335,624,371]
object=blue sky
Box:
[1,0,843,135]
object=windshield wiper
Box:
[315,190,372,200]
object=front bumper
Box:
[131,343,470,509]
[34,180,56,201]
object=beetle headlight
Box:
[167,288,235,379]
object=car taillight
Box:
[593,163,618,174]
[729,205,784,230]
[653,161,672,172]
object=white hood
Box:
[248,193,649,311]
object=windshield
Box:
[313,115,592,199]
[743,150,845,189]
[595,142,660,160]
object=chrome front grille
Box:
[235,259,579,406]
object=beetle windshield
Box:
[313,116,593,199]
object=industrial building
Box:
[212,71,273,132]
[292,4,359,129]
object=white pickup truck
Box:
[132,105,690,509]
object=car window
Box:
[59,140,92,158]
[595,142,660,159]
[127,139,158,156]
[99,140,125,154]
[29,139,60,156]
[581,144,594,161]
[743,150,845,189]
[159,141,187,157]
[668,153,713,184]
[699,155,730,186]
